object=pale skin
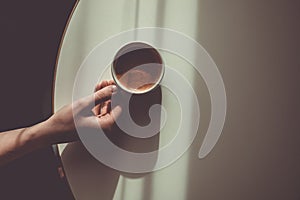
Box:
[0,80,121,167]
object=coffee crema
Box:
[112,42,163,93]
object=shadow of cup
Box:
[108,42,164,174]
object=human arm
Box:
[0,80,121,166]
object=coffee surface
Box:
[113,43,163,92]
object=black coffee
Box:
[113,42,163,92]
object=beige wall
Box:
[54,0,300,199]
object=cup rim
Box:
[111,41,165,94]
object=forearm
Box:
[0,120,54,166]
[0,81,118,166]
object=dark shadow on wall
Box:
[0,0,76,200]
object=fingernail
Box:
[112,85,117,92]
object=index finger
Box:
[94,80,116,92]
[84,85,117,110]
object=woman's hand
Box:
[46,80,122,144]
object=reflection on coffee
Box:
[113,42,163,93]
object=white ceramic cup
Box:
[111,42,164,94]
